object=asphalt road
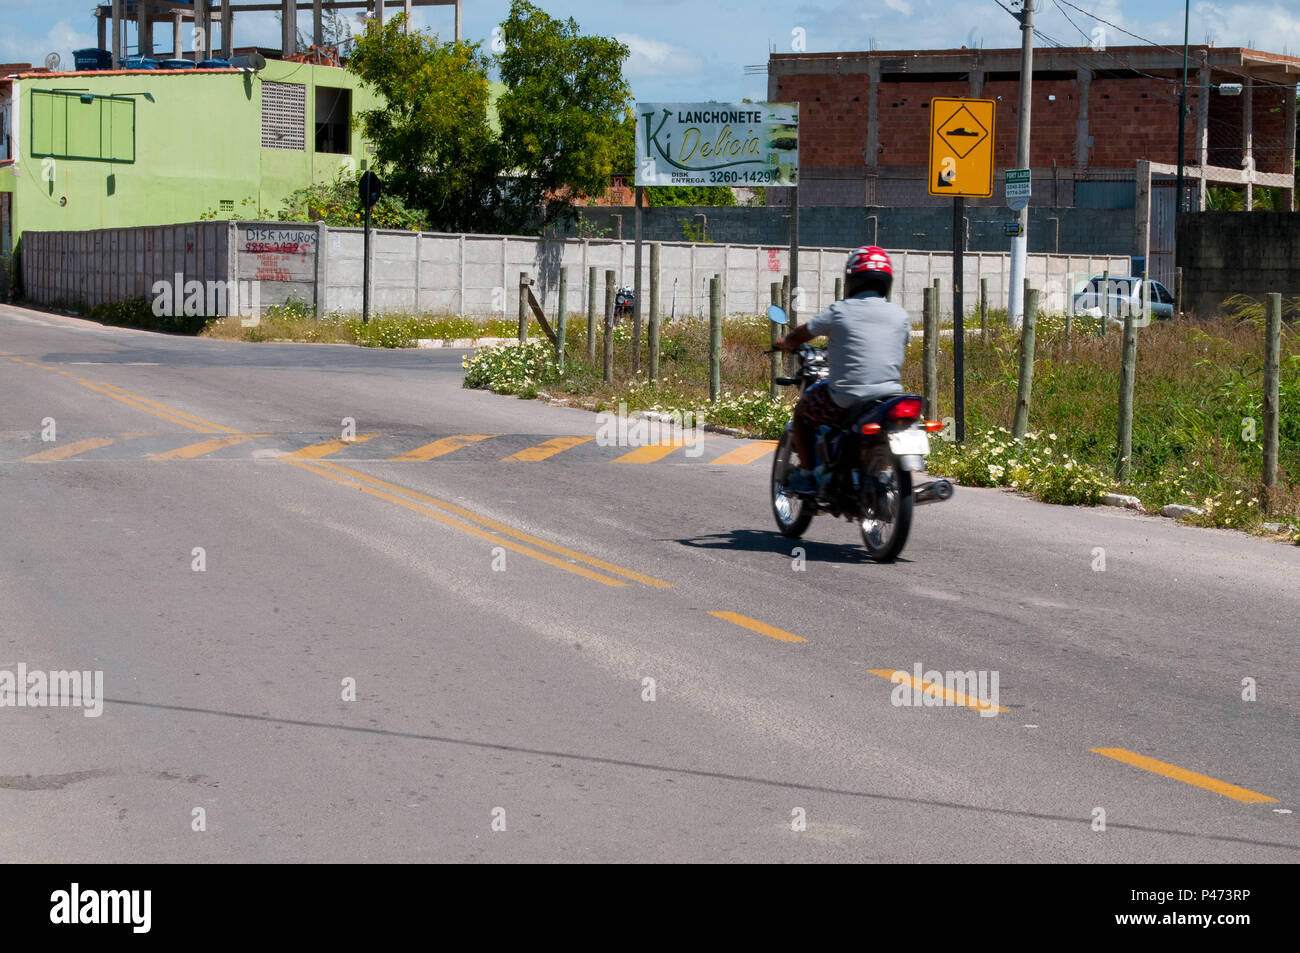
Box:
[1,302,1297,863]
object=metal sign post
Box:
[358,171,381,325]
[928,97,995,444]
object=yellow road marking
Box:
[711,440,778,466]
[611,440,705,464]
[502,435,593,462]
[22,437,116,462]
[93,382,241,434]
[390,434,494,461]
[149,433,270,461]
[69,378,225,433]
[284,434,379,459]
[709,611,806,643]
[290,460,630,588]
[1090,748,1278,803]
[311,460,673,588]
[868,669,1010,714]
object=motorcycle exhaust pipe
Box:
[914,479,954,504]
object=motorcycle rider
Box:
[775,245,911,494]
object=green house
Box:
[0,59,382,255]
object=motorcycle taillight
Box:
[887,398,923,420]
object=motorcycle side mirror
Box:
[767,305,788,325]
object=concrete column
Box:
[865,59,881,206]
[97,12,106,51]
[1196,57,1211,211]
[455,0,462,41]
[110,0,122,67]
[404,0,412,34]
[1285,84,1298,212]
[137,4,152,58]
[282,0,297,57]
[1074,67,1091,174]
[221,4,233,59]
[1134,159,1151,265]
[313,0,322,48]
[376,0,385,27]
[173,13,184,58]
[968,59,983,98]
[1243,81,1254,210]
[193,1,207,62]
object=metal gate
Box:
[1149,178,1177,289]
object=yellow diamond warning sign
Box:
[928,97,996,197]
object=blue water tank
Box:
[121,56,158,70]
[157,58,195,70]
[73,48,112,71]
[196,59,231,69]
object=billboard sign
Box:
[636,102,798,187]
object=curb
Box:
[417,337,525,349]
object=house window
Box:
[261,82,306,151]
[29,90,135,162]
[315,86,351,154]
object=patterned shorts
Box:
[794,380,851,430]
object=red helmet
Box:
[845,245,892,277]
[844,245,893,299]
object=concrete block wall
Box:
[1176,211,1300,315]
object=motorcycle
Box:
[767,306,952,562]
[614,285,635,320]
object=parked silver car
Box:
[1072,276,1174,323]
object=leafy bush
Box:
[462,339,558,395]
[928,428,1110,506]
[89,297,211,334]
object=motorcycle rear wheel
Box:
[859,453,913,562]
[771,427,814,538]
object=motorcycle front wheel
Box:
[771,426,814,538]
[859,452,913,562]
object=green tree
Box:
[277,168,428,230]
[348,16,502,232]
[495,0,631,228]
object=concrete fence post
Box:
[709,275,722,402]
[1263,292,1281,501]
[603,269,615,382]
[1013,286,1038,439]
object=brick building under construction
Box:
[766,44,1298,212]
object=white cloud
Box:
[0,20,96,69]
[616,32,703,78]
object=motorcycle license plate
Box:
[888,429,929,456]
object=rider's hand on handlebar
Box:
[774,336,797,353]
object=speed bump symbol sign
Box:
[928,97,996,197]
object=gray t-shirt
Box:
[805,291,911,408]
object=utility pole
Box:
[1175,0,1190,213]
[1008,0,1034,327]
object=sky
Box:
[2,0,1299,103]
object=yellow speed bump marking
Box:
[70,378,227,433]
[709,611,806,643]
[309,460,673,588]
[612,438,711,464]
[149,433,270,460]
[390,434,495,461]
[711,440,778,466]
[290,460,630,588]
[22,437,117,462]
[868,669,1010,715]
[502,435,593,462]
[284,434,379,460]
[1090,748,1278,804]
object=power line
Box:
[1054,0,1295,88]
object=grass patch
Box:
[464,311,1300,532]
